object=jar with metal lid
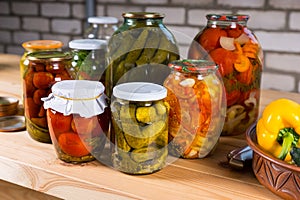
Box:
[111,82,169,174]
[23,51,73,143]
[42,80,109,163]
[105,12,180,99]
[69,39,107,83]
[163,60,226,159]
[20,40,63,79]
[84,16,119,41]
[188,14,263,136]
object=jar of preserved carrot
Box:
[42,80,109,163]
[23,51,73,143]
[20,40,63,80]
[163,60,226,159]
[188,14,263,136]
[111,82,169,174]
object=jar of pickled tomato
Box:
[20,40,63,80]
[163,60,226,159]
[111,82,169,174]
[42,80,109,163]
[188,14,263,136]
[23,51,73,143]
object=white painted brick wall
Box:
[240,10,286,30]
[0,31,11,44]
[0,17,20,30]
[51,19,81,34]
[72,4,85,19]
[145,7,185,24]
[96,5,105,16]
[23,17,50,32]
[171,0,213,6]
[289,12,300,31]
[0,2,9,14]
[107,5,143,19]
[41,3,70,17]
[12,2,38,15]
[188,9,229,26]
[255,31,300,53]
[217,0,265,8]
[265,53,300,73]
[269,0,300,9]
[131,0,168,4]
[13,31,39,44]
[261,73,295,91]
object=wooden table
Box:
[1,53,299,200]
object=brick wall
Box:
[1,0,300,93]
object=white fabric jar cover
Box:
[42,80,107,118]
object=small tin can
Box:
[23,51,73,143]
[111,82,169,174]
[43,80,109,163]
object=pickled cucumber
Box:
[136,106,157,123]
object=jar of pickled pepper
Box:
[163,60,226,159]
[105,12,180,99]
[23,51,73,143]
[111,82,169,174]
[188,14,263,136]
[42,80,109,163]
[20,40,63,79]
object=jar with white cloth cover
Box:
[42,80,110,163]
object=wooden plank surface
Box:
[0,53,296,199]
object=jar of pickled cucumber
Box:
[163,60,226,159]
[84,16,119,41]
[69,39,107,83]
[188,14,263,136]
[23,51,73,143]
[20,40,63,80]
[105,12,180,99]
[111,82,169,174]
[42,80,109,163]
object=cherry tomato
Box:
[47,109,72,138]
[198,27,227,52]
[71,115,99,135]
[58,132,91,157]
[33,72,54,89]
[209,48,237,77]
[226,24,244,38]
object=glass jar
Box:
[111,82,169,174]
[84,16,119,41]
[163,60,226,159]
[23,51,73,143]
[69,39,107,84]
[42,80,109,163]
[188,14,263,136]
[105,12,180,99]
[20,40,63,80]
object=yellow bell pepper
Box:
[256,98,300,162]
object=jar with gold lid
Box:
[20,40,63,79]
[188,14,263,136]
[23,51,73,143]
[163,59,226,159]
[105,12,180,99]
